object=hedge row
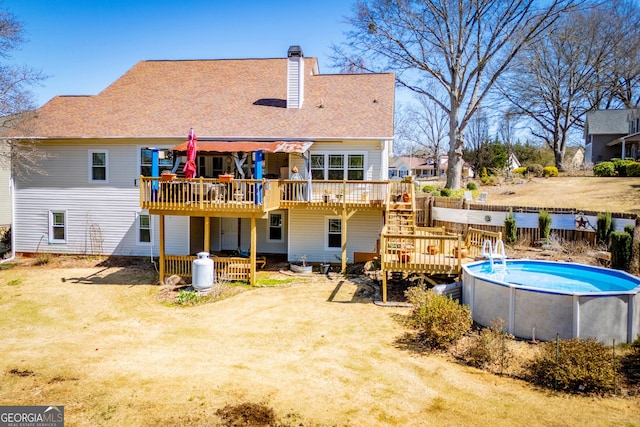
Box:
[593,159,640,177]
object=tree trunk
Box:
[446,104,463,190]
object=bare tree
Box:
[499,3,618,170]
[396,92,448,163]
[333,0,580,189]
[598,0,640,109]
[0,6,47,176]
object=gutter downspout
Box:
[1,176,16,264]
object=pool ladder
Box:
[481,239,507,274]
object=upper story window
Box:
[89,150,108,183]
[140,148,173,176]
[310,153,366,180]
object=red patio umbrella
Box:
[183,128,197,179]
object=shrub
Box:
[626,162,640,177]
[538,210,552,241]
[405,286,472,349]
[610,231,632,271]
[440,187,451,197]
[542,166,558,177]
[612,158,636,177]
[512,166,526,175]
[35,253,53,266]
[526,338,618,394]
[480,167,489,184]
[596,212,613,246]
[464,318,513,373]
[624,224,635,241]
[504,208,517,245]
[0,226,10,247]
[593,161,615,177]
[466,182,478,190]
[526,164,544,177]
[175,290,210,306]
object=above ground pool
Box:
[462,259,640,344]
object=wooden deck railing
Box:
[140,177,280,213]
[142,177,390,212]
[164,255,251,283]
[279,180,387,207]
[380,227,465,276]
[465,227,503,258]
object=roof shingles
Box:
[26,57,395,140]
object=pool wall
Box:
[462,263,640,344]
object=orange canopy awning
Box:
[170,140,313,153]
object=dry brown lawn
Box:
[477,176,640,214]
[1,177,640,426]
[1,260,639,426]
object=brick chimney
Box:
[287,45,304,109]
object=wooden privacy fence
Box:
[417,195,638,245]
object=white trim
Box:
[88,149,109,183]
[48,210,67,243]
[324,215,342,251]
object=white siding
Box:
[14,140,179,256]
[288,209,383,263]
[290,140,385,180]
[165,216,189,255]
[0,142,11,226]
[236,214,287,255]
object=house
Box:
[507,152,521,170]
[388,156,434,178]
[583,109,639,164]
[8,46,396,282]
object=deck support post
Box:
[341,209,348,272]
[382,270,388,303]
[159,214,165,283]
[250,216,257,286]
[204,216,210,253]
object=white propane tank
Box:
[192,252,214,291]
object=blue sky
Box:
[8,0,356,107]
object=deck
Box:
[140,177,388,216]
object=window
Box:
[311,154,325,179]
[140,148,173,176]
[311,153,366,181]
[326,217,342,250]
[347,154,364,180]
[328,154,344,180]
[268,212,283,242]
[138,213,151,244]
[49,211,67,243]
[89,150,108,182]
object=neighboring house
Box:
[583,109,638,164]
[9,46,395,278]
[438,155,474,179]
[389,156,433,178]
[507,152,521,170]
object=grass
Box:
[0,265,638,426]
